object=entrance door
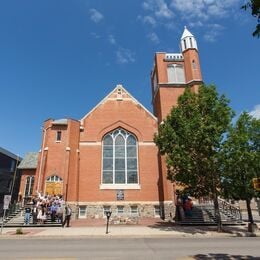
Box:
[45,175,63,196]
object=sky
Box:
[0,0,259,158]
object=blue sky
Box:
[0,0,259,158]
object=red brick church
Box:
[18,27,202,219]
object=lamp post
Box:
[105,211,112,234]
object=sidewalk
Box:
[1,218,259,238]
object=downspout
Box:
[37,126,51,193]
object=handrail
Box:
[218,198,242,221]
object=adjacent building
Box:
[0,147,22,215]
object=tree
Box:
[154,85,234,232]
[242,0,260,38]
[221,112,260,231]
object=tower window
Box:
[56,131,62,142]
[192,60,197,69]
[102,128,138,185]
[167,64,186,83]
[189,37,193,48]
[183,39,187,49]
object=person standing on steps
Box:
[24,205,31,225]
[62,205,72,227]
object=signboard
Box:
[3,195,11,210]
[252,178,260,191]
[116,190,124,201]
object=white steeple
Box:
[181,26,198,52]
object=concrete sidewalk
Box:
[1,221,259,238]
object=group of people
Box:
[175,194,193,221]
[23,193,72,227]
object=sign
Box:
[252,178,260,191]
[116,190,124,201]
[3,195,11,210]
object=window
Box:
[167,64,185,83]
[130,206,138,215]
[47,175,62,182]
[189,37,193,48]
[153,73,158,92]
[79,206,87,218]
[24,176,34,197]
[117,206,124,214]
[192,60,196,69]
[154,205,161,217]
[56,131,62,142]
[183,39,187,49]
[102,128,138,184]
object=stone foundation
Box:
[68,201,175,222]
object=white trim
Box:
[139,142,156,146]
[80,85,157,123]
[76,200,172,205]
[80,142,102,146]
[186,79,203,84]
[100,184,141,190]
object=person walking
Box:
[62,205,72,227]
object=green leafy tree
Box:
[221,112,260,228]
[242,0,260,37]
[154,85,234,231]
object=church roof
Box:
[81,84,157,122]
[18,152,38,169]
[181,26,194,40]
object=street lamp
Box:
[105,210,112,234]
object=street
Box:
[0,237,259,259]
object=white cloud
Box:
[142,0,173,19]
[90,32,101,39]
[89,8,104,23]
[155,0,174,19]
[249,105,260,119]
[203,23,225,42]
[108,34,116,45]
[147,32,160,44]
[116,48,135,64]
[143,15,157,26]
[170,0,240,21]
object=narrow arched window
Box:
[24,176,34,197]
[102,128,138,184]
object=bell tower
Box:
[151,27,203,123]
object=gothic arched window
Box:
[102,128,138,184]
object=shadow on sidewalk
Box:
[147,222,210,235]
[192,253,258,259]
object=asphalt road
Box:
[0,237,259,259]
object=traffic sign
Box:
[252,178,260,191]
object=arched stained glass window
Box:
[102,128,138,184]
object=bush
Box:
[16,228,23,235]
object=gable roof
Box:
[18,152,38,169]
[80,84,157,123]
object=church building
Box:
[18,27,203,220]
